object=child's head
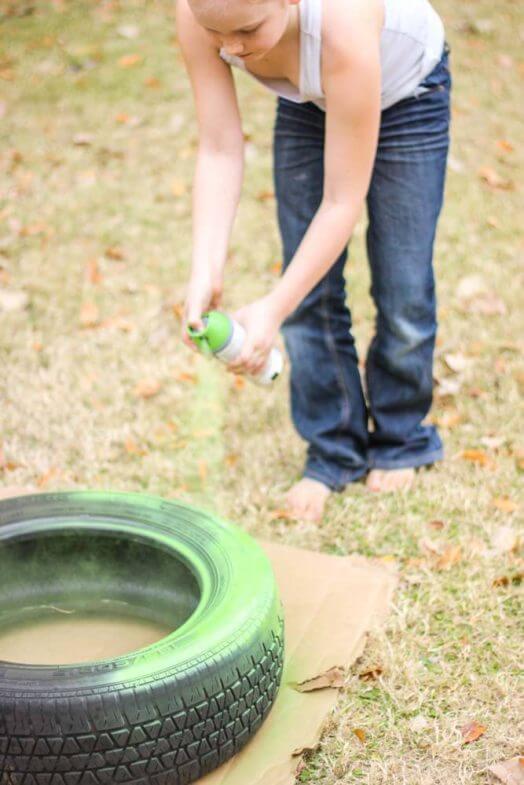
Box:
[188,0,300,61]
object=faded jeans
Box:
[272,45,452,491]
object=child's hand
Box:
[227,294,283,377]
[182,270,223,353]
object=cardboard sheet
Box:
[0,487,397,784]
[200,540,397,785]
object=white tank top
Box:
[219,0,445,111]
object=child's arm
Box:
[227,1,383,377]
[177,0,244,332]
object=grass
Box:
[1,1,523,783]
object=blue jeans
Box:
[272,45,452,491]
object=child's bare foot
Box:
[284,477,332,523]
[366,467,415,493]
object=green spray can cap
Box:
[186,310,232,355]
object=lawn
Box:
[0,1,522,783]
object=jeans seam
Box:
[320,275,355,486]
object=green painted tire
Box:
[0,490,285,784]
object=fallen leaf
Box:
[117,24,140,39]
[104,246,125,261]
[134,378,161,398]
[491,497,518,514]
[435,544,462,571]
[492,573,523,588]
[85,258,102,285]
[123,438,148,456]
[79,301,100,328]
[435,376,462,398]
[198,459,208,483]
[429,519,446,530]
[456,274,488,300]
[358,666,383,681]
[0,288,29,312]
[434,409,462,429]
[270,261,282,275]
[173,370,197,384]
[461,449,491,466]
[232,375,246,390]
[256,190,275,201]
[293,666,345,692]
[269,508,295,521]
[443,353,469,373]
[461,720,486,745]
[144,76,161,88]
[72,132,93,146]
[490,526,519,554]
[36,467,62,488]
[478,166,514,190]
[409,715,430,733]
[353,728,367,744]
[172,178,187,198]
[225,453,239,467]
[488,757,524,785]
[99,315,135,332]
[497,54,514,69]
[118,53,143,68]
[496,139,514,154]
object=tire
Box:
[0,490,285,785]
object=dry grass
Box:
[1,1,523,783]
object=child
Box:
[178,0,452,522]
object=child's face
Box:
[189,0,296,61]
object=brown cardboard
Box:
[0,487,397,784]
[198,540,397,784]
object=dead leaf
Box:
[117,24,140,39]
[429,519,446,530]
[461,449,491,466]
[72,132,93,146]
[134,378,162,399]
[492,573,523,588]
[456,275,487,300]
[256,190,275,201]
[434,409,462,429]
[173,370,197,384]
[488,757,524,785]
[118,53,143,68]
[358,666,383,681]
[490,526,519,554]
[104,246,125,261]
[435,544,462,571]
[198,459,208,483]
[85,258,102,285]
[478,166,514,190]
[491,497,518,514]
[435,376,462,399]
[461,720,486,745]
[36,467,62,488]
[79,301,100,328]
[496,139,514,154]
[443,353,469,373]
[123,438,148,456]
[0,288,29,312]
[269,508,295,522]
[232,375,246,390]
[172,178,187,198]
[99,315,135,332]
[293,666,345,692]
[144,76,161,88]
[353,728,367,744]
[409,715,430,733]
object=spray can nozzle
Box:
[186,310,283,385]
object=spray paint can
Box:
[187,310,283,386]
